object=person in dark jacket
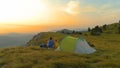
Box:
[40,43,47,48]
[48,37,54,48]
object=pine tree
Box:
[88,27,91,32]
[103,24,107,30]
[91,25,102,36]
[118,25,120,34]
[72,30,75,34]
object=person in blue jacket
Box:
[48,37,54,48]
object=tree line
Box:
[88,20,120,36]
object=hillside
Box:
[101,22,120,34]
[0,22,120,68]
[0,33,120,68]
[27,32,66,46]
[27,22,120,46]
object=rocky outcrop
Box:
[27,32,66,46]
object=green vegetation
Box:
[0,33,120,68]
[0,22,120,68]
[101,22,120,34]
[89,21,120,35]
[90,26,102,36]
[27,32,66,46]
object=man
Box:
[48,37,54,49]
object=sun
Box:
[0,0,50,25]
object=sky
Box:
[0,0,120,34]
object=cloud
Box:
[1,0,120,34]
[39,0,120,26]
[63,1,80,15]
[44,0,120,28]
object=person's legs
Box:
[48,44,53,49]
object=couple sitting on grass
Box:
[40,37,58,49]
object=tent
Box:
[56,36,96,54]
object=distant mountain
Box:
[0,33,34,48]
[56,29,87,34]
[57,29,73,34]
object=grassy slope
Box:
[27,32,66,46]
[0,33,120,68]
[27,22,120,46]
[0,22,120,68]
[102,22,120,33]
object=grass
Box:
[102,22,120,34]
[0,33,120,68]
[27,32,66,46]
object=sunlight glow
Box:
[0,0,119,34]
[0,0,50,25]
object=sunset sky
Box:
[0,0,120,34]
